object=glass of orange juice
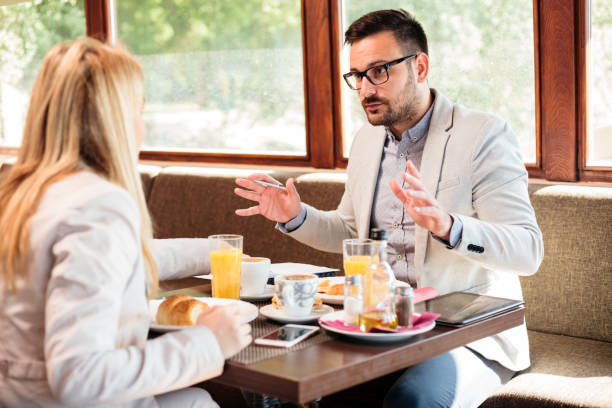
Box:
[343,239,375,277]
[208,234,243,299]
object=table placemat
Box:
[230,301,340,365]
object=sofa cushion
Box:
[138,164,161,201]
[482,330,612,408]
[295,172,348,210]
[522,185,612,342]
[147,167,344,269]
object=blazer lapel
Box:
[356,126,386,239]
[415,89,455,286]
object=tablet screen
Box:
[423,292,524,326]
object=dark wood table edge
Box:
[211,306,526,403]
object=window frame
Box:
[1,0,610,182]
[577,0,612,181]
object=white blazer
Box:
[287,89,544,371]
[0,171,223,407]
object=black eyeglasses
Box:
[343,54,418,90]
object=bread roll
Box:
[156,295,209,326]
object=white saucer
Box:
[149,297,258,332]
[240,285,275,301]
[260,304,335,323]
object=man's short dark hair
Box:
[344,9,428,56]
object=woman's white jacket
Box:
[0,171,222,407]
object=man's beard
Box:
[362,86,419,128]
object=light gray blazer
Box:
[287,89,544,371]
[0,171,222,407]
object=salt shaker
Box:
[395,286,414,328]
[344,274,363,325]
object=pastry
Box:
[317,279,330,293]
[156,295,209,326]
[327,283,344,296]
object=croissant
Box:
[327,283,344,296]
[156,295,209,326]
[317,279,330,293]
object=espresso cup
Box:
[240,257,271,296]
[274,274,318,317]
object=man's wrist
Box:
[435,214,453,241]
[278,204,307,233]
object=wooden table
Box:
[159,278,525,405]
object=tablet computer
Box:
[421,291,524,327]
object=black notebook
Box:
[422,291,524,327]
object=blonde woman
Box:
[0,38,251,407]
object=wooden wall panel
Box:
[84,0,110,42]
[302,0,335,168]
[538,0,577,181]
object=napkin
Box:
[320,312,440,333]
[413,286,438,304]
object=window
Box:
[117,1,306,157]
[1,0,610,181]
[339,0,537,164]
[587,0,612,167]
[0,0,86,146]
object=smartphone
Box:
[254,324,319,348]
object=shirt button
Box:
[397,254,403,260]
[399,153,405,158]
[393,222,399,228]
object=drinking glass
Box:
[342,239,376,277]
[208,234,243,299]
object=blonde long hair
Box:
[0,38,158,295]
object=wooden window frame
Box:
[2,0,610,181]
[577,0,612,181]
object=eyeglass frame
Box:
[343,53,418,90]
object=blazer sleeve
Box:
[44,190,224,406]
[282,194,357,254]
[152,238,210,280]
[451,116,544,275]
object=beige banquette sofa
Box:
[1,161,611,407]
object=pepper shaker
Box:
[395,286,414,328]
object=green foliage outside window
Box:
[0,0,85,144]
[342,0,537,162]
[117,0,305,152]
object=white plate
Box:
[240,285,275,301]
[317,276,345,305]
[149,297,258,332]
[317,277,411,305]
[318,310,435,343]
[260,304,335,324]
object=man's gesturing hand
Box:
[234,173,302,223]
[389,160,453,241]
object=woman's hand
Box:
[196,304,252,359]
[234,174,302,223]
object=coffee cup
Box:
[240,257,271,296]
[274,274,318,317]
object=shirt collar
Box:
[385,98,435,145]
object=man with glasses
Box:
[235,9,543,408]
